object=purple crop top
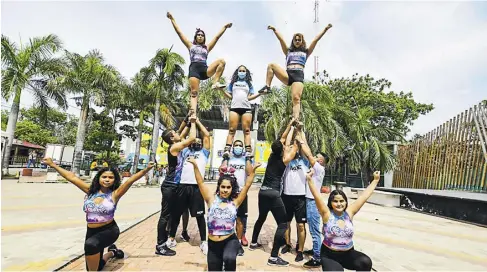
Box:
[322,211,354,251]
[286,50,307,67]
[83,191,117,223]
[207,195,237,236]
[189,45,208,63]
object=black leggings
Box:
[207,234,240,272]
[157,183,178,245]
[84,220,120,271]
[321,244,372,271]
[251,188,288,257]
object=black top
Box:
[261,141,286,191]
[163,144,178,184]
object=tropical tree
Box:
[48,49,121,175]
[143,48,185,167]
[1,34,66,174]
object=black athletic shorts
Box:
[287,69,305,86]
[230,108,252,116]
[282,194,307,223]
[237,194,248,217]
[189,62,209,80]
[176,184,206,217]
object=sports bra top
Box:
[322,211,354,251]
[286,50,308,67]
[189,44,208,63]
[207,195,237,236]
[83,191,117,224]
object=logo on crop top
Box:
[211,207,236,220]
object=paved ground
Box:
[53,185,487,271]
[1,179,161,271]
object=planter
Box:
[321,186,330,194]
[22,168,33,176]
[122,172,131,178]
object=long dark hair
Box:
[216,174,239,200]
[87,167,122,196]
[193,28,207,48]
[289,33,307,52]
[327,190,348,211]
[229,65,253,89]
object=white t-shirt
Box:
[176,147,210,185]
[283,157,310,196]
[305,162,325,199]
[227,81,255,109]
[226,155,246,191]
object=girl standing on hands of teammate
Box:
[167,11,231,112]
[42,157,155,271]
[259,24,332,120]
[187,155,261,271]
[306,169,378,271]
[221,65,267,157]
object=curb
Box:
[53,210,161,271]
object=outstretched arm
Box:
[178,110,194,134]
[167,12,192,49]
[306,169,330,219]
[170,115,197,156]
[280,117,296,144]
[42,158,90,194]
[234,162,261,207]
[113,162,155,202]
[268,26,288,55]
[196,118,211,150]
[208,23,232,52]
[296,130,317,166]
[307,24,332,56]
[188,156,214,205]
[347,171,381,218]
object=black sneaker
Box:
[155,244,176,256]
[295,251,304,262]
[237,246,244,256]
[267,256,289,267]
[249,242,263,251]
[108,244,125,259]
[303,257,321,268]
[281,244,292,254]
[180,231,190,242]
[303,249,314,255]
[258,85,271,94]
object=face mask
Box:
[191,143,202,151]
[233,146,244,156]
[237,72,246,80]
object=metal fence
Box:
[393,101,487,192]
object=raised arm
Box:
[167,12,192,49]
[188,156,214,205]
[222,84,233,100]
[280,117,296,144]
[296,130,317,166]
[178,110,194,134]
[42,157,90,194]
[196,118,211,150]
[268,26,288,55]
[306,169,330,219]
[207,23,232,52]
[347,171,381,218]
[113,162,155,202]
[219,156,229,173]
[234,162,261,207]
[307,24,332,57]
[170,115,197,156]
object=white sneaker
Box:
[200,241,208,255]
[166,238,177,248]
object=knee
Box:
[218,58,226,66]
[356,255,373,271]
[243,127,251,135]
[268,63,277,70]
[223,254,236,267]
[277,222,287,231]
[228,127,236,135]
[190,89,198,97]
[297,223,305,232]
[292,92,301,103]
[84,238,100,255]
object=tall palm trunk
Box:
[149,95,161,184]
[72,97,89,175]
[2,88,22,175]
[132,112,144,174]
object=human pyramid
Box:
[43,11,383,272]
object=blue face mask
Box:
[233,146,244,156]
[237,72,246,80]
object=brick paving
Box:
[58,185,487,271]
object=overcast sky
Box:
[2,0,486,138]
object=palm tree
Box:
[143,48,185,169]
[48,49,120,175]
[1,34,66,174]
